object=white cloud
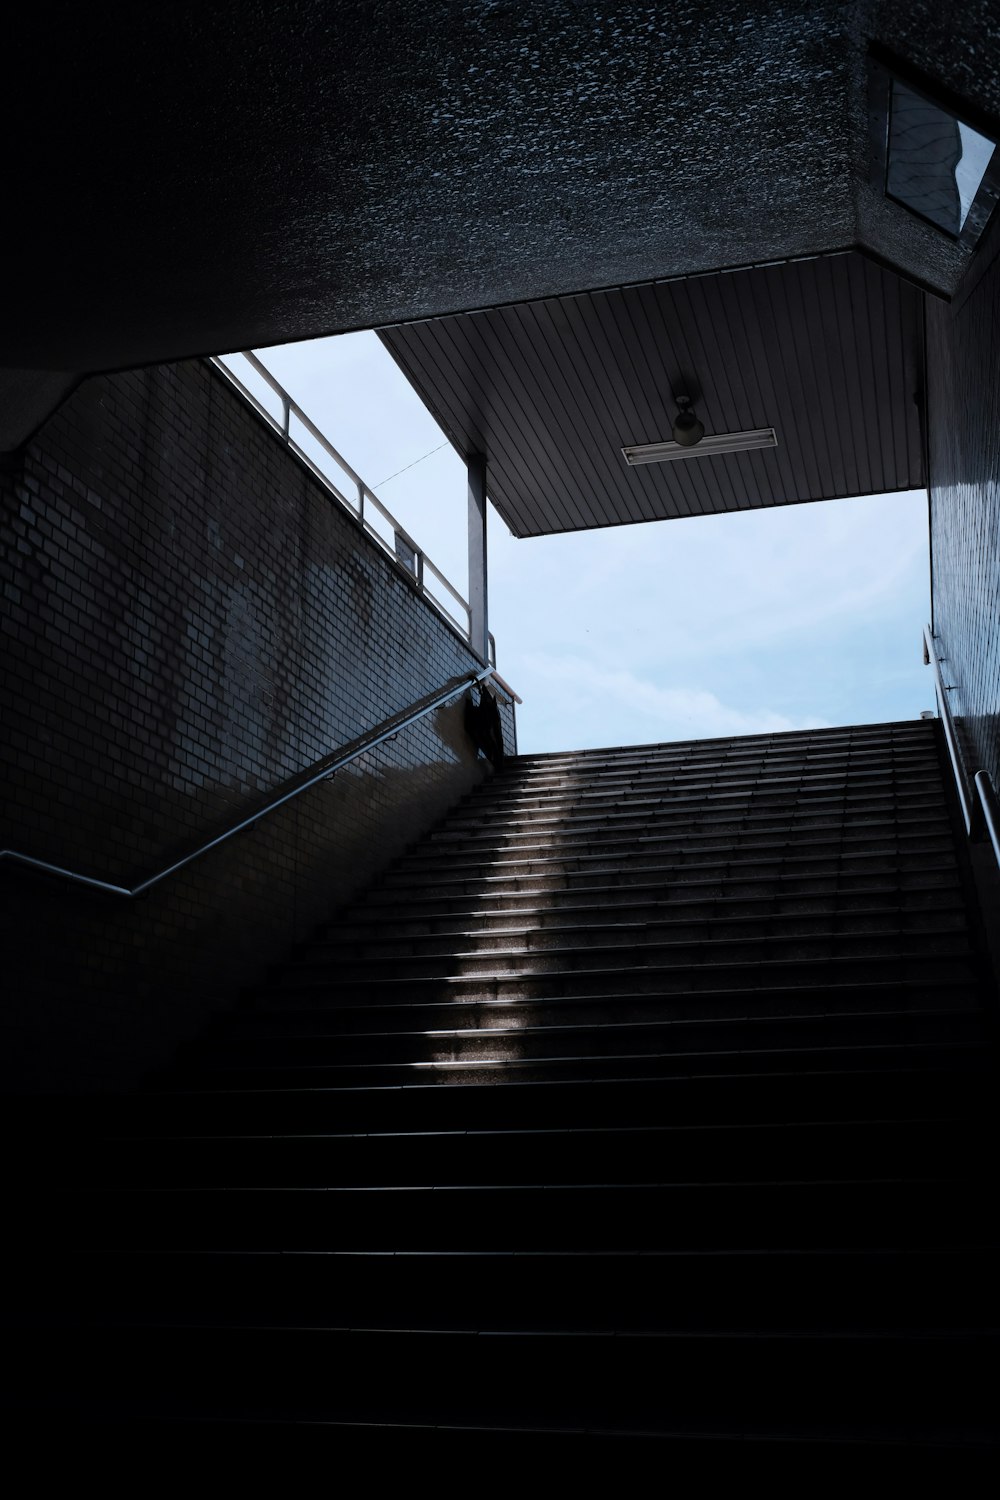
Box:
[522,653,830,747]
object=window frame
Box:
[868,50,1000,251]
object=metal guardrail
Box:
[924,625,1000,871]
[211,350,498,664]
[0,666,517,899]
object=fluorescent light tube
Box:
[622,428,777,465]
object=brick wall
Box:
[0,360,515,1092]
[927,219,1000,794]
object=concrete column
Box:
[467,451,489,662]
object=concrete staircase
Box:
[6,719,1000,1467]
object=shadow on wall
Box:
[1,697,513,1095]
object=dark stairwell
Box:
[6,717,999,1465]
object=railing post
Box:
[467,451,489,660]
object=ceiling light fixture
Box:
[622,426,778,466]
[671,394,704,447]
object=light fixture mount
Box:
[671,394,705,448]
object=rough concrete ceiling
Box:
[3,2,1000,376]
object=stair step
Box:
[325,907,971,955]
[270,953,981,1005]
[391,829,959,877]
[170,1039,992,1093]
[224,987,980,1038]
[448,783,950,822]
[404,836,968,867]
[6,1322,999,1442]
[290,928,974,979]
[88,1116,986,1190]
[502,742,936,781]
[1,1425,993,1477]
[14,1247,999,1334]
[376,854,962,902]
[504,721,935,763]
[355,874,967,921]
[487,763,945,795]
[49,1177,999,1253]
[191,1010,987,1073]
[113,1065,1000,1137]
[467,791,949,828]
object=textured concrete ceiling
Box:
[4,2,1000,375]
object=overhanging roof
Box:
[379,252,926,537]
[5,4,1000,375]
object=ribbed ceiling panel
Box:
[380,252,926,538]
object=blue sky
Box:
[223,333,933,755]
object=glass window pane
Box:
[886,80,995,236]
[887,81,964,234]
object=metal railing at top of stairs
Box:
[0,665,520,900]
[923,624,1000,872]
[210,351,495,661]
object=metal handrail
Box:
[974,769,1000,870]
[211,352,478,650]
[923,624,976,834]
[0,666,515,899]
[923,625,1000,870]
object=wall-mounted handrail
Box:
[0,666,516,899]
[974,770,1000,871]
[923,624,976,834]
[210,352,478,652]
[924,626,1000,879]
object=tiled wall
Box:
[0,360,514,1091]
[927,222,1000,796]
